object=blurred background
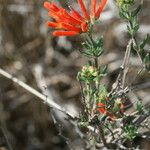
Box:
[0,0,150,150]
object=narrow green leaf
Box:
[140,34,150,49]
[132,5,142,17]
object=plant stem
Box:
[86,82,91,116]
[94,57,98,69]
[99,124,108,147]
[0,68,75,118]
[88,33,99,69]
[127,13,145,68]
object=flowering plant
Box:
[44,0,107,36]
[44,0,150,149]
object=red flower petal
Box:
[97,103,105,113]
[95,0,107,18]
[77,0,90,20]
[53,31,79,36]
[47,21,60,28]
[44,1,59,12]
[57,9,82,25]
[69,6,83,21]
[81,22,88,32]
[47,21,81,32]
[90,0,96,17]
[48,11,60,20]
[60,22,81,32]
[44,1,89,37]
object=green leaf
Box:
[123,125,138,141]
[130,15,139,33]
[131,3,142,17]
[119,10,128,20]
[133,24,139,32]
[140,34,150,49]
[127,24,133,35]
[100,66,107,75]
[134,100,144,114]
[96,36,103,47]
[144,53,150,71]
[82,51,93,57]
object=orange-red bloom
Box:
[44,0,107,36]
[95,0,107,18]
[97,98,124,121]
[97,102,116,121]
[97,102,106,114]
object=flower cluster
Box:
[97,98,124,120]
[78,65,98,82]
[116,0,134,10]
[43,0,107,36]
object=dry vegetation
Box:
[0,0,150,149]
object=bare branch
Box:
[0,68,99,134]
[0,68,75,119]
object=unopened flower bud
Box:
[79,65,98,82]
[113,98,124,114]
[116,0,134,10]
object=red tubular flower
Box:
[47,22,81,32]
[44,2,59,12]
[97,97,124,121]
[97,102,115,120]
[69,6,83,21]
[77,0,90,20]
[90,0,96,17]
[95,0,107,18]
[43,0,107,36]
[44,1,88,36]
[97,102,105,114]
[53,31,79,36]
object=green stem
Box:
[127,13,145,68]
[86,82,91,116]
[88,33,99,69]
